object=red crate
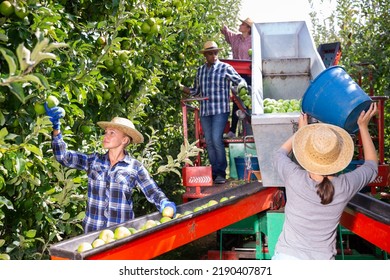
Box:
[182,166,213,187]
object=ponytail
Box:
[316,176,334,205]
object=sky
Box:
[239,0,336,30]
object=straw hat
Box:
[292,123,354,175]
[97,117,144,144]
[199,41,223,53]
[240,17,254,27]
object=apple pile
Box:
[76,226,135,253]
[237,87,251,109]
[76,196,237,252]
[263,98,301,113]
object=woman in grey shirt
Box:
[273,102,378,260]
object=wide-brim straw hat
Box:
[240,17,254,27]
[97,117,144,144]
[292,123,354,175]
[199,41,223,53]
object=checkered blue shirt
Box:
[189,59,246,116]
[52,133,168,233]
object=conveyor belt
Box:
[49,182,282,260]
[348,192,389,225]
[341,192,390,253]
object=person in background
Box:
[272,103,378,260]
[45,104,176,233]
[180,41,247,184]
[221,17,253,138]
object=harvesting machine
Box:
[49,21,389,260]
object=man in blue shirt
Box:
[45,105,176,233]
[180,41,247,184]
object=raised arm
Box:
[357,102,378,163]
[281,113,308,152]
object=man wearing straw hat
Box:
[45,104,176,233]
[221,17,253,138]
[180,41,247,184]
[272,103,378,260]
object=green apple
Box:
[0,1,14,17]
[248,49,252,56]
[207,199,218,207]
[144,220,158,229]
[98,229,114,243]
[219,197,228,203]
[96,36,106,46]
[103,91,112,100]
[46,95,60,108]
[162,206,174,218]
[34,102,46,115]
[92,238,105,248]
[141,22,151,34]
[160,216,172,223]
[77,242,93,253]
[80,125,92,134]
[239,87,247,96]
[193,206,203,212]
[128,227,138,234]
[114,226,131,239]
[183,210,193,215]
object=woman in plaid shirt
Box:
[45,104,176,233]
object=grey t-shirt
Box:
[274,147,378,260]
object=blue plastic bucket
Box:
[302,66,372,133]
[234,157,259,180]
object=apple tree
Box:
[310,0,390,161]
[0,0,240,259]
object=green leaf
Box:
[19,74,44,87]
[32,73,50,88]
[0,111,5,126]
[61,212,70,220]
[8,82,26,104]
[15,156,26,175]
[23,143,43,157]
[0,196,14,210]
[0,127,8,141]
[25,229,37,238]
[0,48,17,75]
[76,211,86,220]
[0,34,8,42]
[27,176,41,186]
[44,42,69,52]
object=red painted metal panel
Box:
[340,208,390,253]
[52,187,279,260]
[182,166,213,187]
[220,59,252,76]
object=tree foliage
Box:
[0,0,241,259]
[310,0,390,161]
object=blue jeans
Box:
[200,112,229,179]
